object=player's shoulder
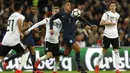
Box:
[115,12,120,16]
[14,12,25,19]
[104,11,111,15]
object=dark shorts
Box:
[22,33,35,46]
[63,37,75,48]
[0,42,27,57]
[44,41,59,55]
[103,36,120,49]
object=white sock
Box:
[17,51,30,70]
[114,50,120,70]
[96,52,104,66]
[53,61,60,72]
[39,55,48,61]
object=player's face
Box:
[31,6,37,14]
[52,8,59,15]
[65,2,72,12]
[109,3,116,12]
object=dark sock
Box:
[75,52,81,69]
[5,54,19,62]
[58,50,64,55]
[31,54,36,71]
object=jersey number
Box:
[7,20,14,31]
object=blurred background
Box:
[0,0,130,47]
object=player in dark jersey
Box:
[49,1,95,73]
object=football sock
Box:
[17,51,29,70]
[39,55,48,61]
[114,50,120,70]
[96,52,104,65]
[30,54,36,71]
[53,61,60,72]
[75,52,81,69]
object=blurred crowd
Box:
[1,0,130,47]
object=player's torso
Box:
[60,11,76,38]
[104,11,120,38]
[45,18,62,43]
[2,12,25,46]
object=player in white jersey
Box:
[25,6,63,73]
[95,1,121,73]
[0,2,29,73]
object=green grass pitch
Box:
[2,71,130,73]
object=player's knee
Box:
[47,52,53,58]
[29,47,35,55]
[64,51,70,56]
[102,48,107,54]
[114,49,119,53]
[30,50,35,55]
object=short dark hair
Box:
[63,0,71,6]
[14,1,22,11]
[108,1,116,6]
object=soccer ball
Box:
[71,8,81,17]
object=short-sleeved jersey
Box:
[45,18,62,43]
[2,12,25,46]
[101,11,120,38]
[27,18,62,44]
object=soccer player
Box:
[0,2,29,73]
[25,6,63,73]
[2,6,43,73]
[49,1,94,73]
[95,1,121,73]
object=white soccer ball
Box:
[72,8,81,17]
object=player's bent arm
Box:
[18,19,24,39]
[100,20,112,26]
[18,19,23,34]
[27,19,47,32]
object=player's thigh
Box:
[0,45,11,57]
[13,42,27,55]
[52,43,60,56]
[102,36,111,49]
[111,37,119,49]
[44,41,53,53]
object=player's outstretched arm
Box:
[77,16,93,26]
[18,19,24,39]
[50,12,61,35]
[25,19,48,35]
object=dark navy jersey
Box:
[50,10,92,39]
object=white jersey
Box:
[2,12,25,46]
[101,11,120,38]
[27,18,62,44]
